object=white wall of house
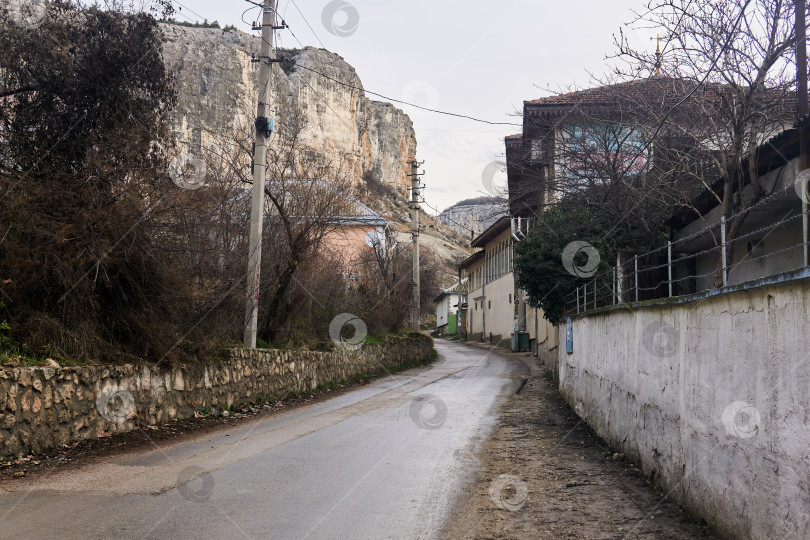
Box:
[436,293,461,329]
[481,273,514,342]
[435,295,450,328]
[461,221,560,354]
[559,274,810,539]
[465,269,559,355]
[470,291,483,337]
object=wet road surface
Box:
[0,340,527,539]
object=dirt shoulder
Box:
[443,352,714,539]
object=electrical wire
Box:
[294,63,522,127]
[241,7,260,27]
[289,0,327,49]
[247,2,522,128]
[267,22,359,136]
[173,0,209,24]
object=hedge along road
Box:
[0,340,528,539]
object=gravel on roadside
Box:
[443,353,715,540]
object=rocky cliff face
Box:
[440,197,508,238]
[161,24,416,190]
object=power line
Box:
[241,7,259,26]
[421,199,477,234]
[268,23,359,135]
[247,8,522,128]
[289,0,327,49]
[263,19,505,230]
[173,0,209,23]
[294,63,522,126]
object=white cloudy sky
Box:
[185,0,655,213]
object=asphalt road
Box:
[0,340,528,540]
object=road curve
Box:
[0,340,528,540]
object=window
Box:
[488,300,491,309]
[475,302,478,310]
[566,123,645,183]
[531,138,543,161]
[508,294,512,304]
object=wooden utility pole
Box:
[409,160,424,332]
[244,0,277,348]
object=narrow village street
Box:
[3,1,810,538]
[0,340,518,539]
[1,340,710,539]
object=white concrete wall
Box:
[436,296,449,328]
[559,276,810,539]
[448,293,461,315]
[527,304,559,364]
[481,273,514,342]
[469,288,483,338]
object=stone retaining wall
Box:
[0,335,433,458]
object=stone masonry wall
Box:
[0,335,433,458]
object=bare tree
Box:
[616,0,802,285]
[200,97,360,345]
[353,235,412,334]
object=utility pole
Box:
[408,159,424,332]
[244,0,279,348]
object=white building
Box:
[434,279,467,335]
[459,216,559,360]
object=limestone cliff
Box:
[440,197,508,238]
[161,24,416,190]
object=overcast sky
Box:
[184,0,655,213]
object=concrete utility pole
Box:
[409,159,424,332]
[244,0,278,348]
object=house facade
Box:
[509,78,695,218]
[459,216,559,359]
[434,279,467,335]
[458,79,703,357]
[321,198,390,281]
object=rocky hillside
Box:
[161,24,416,191]
[440,197,508,238]
[160,23,469,288]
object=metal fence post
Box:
[612,267,616,305]
[634,256,639,302]
[803,179,808,267]
[667,241,673,297]
[583,282,587,313]
[576,287,580,314]
[721,215,728,287]
[593,278,597,309]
